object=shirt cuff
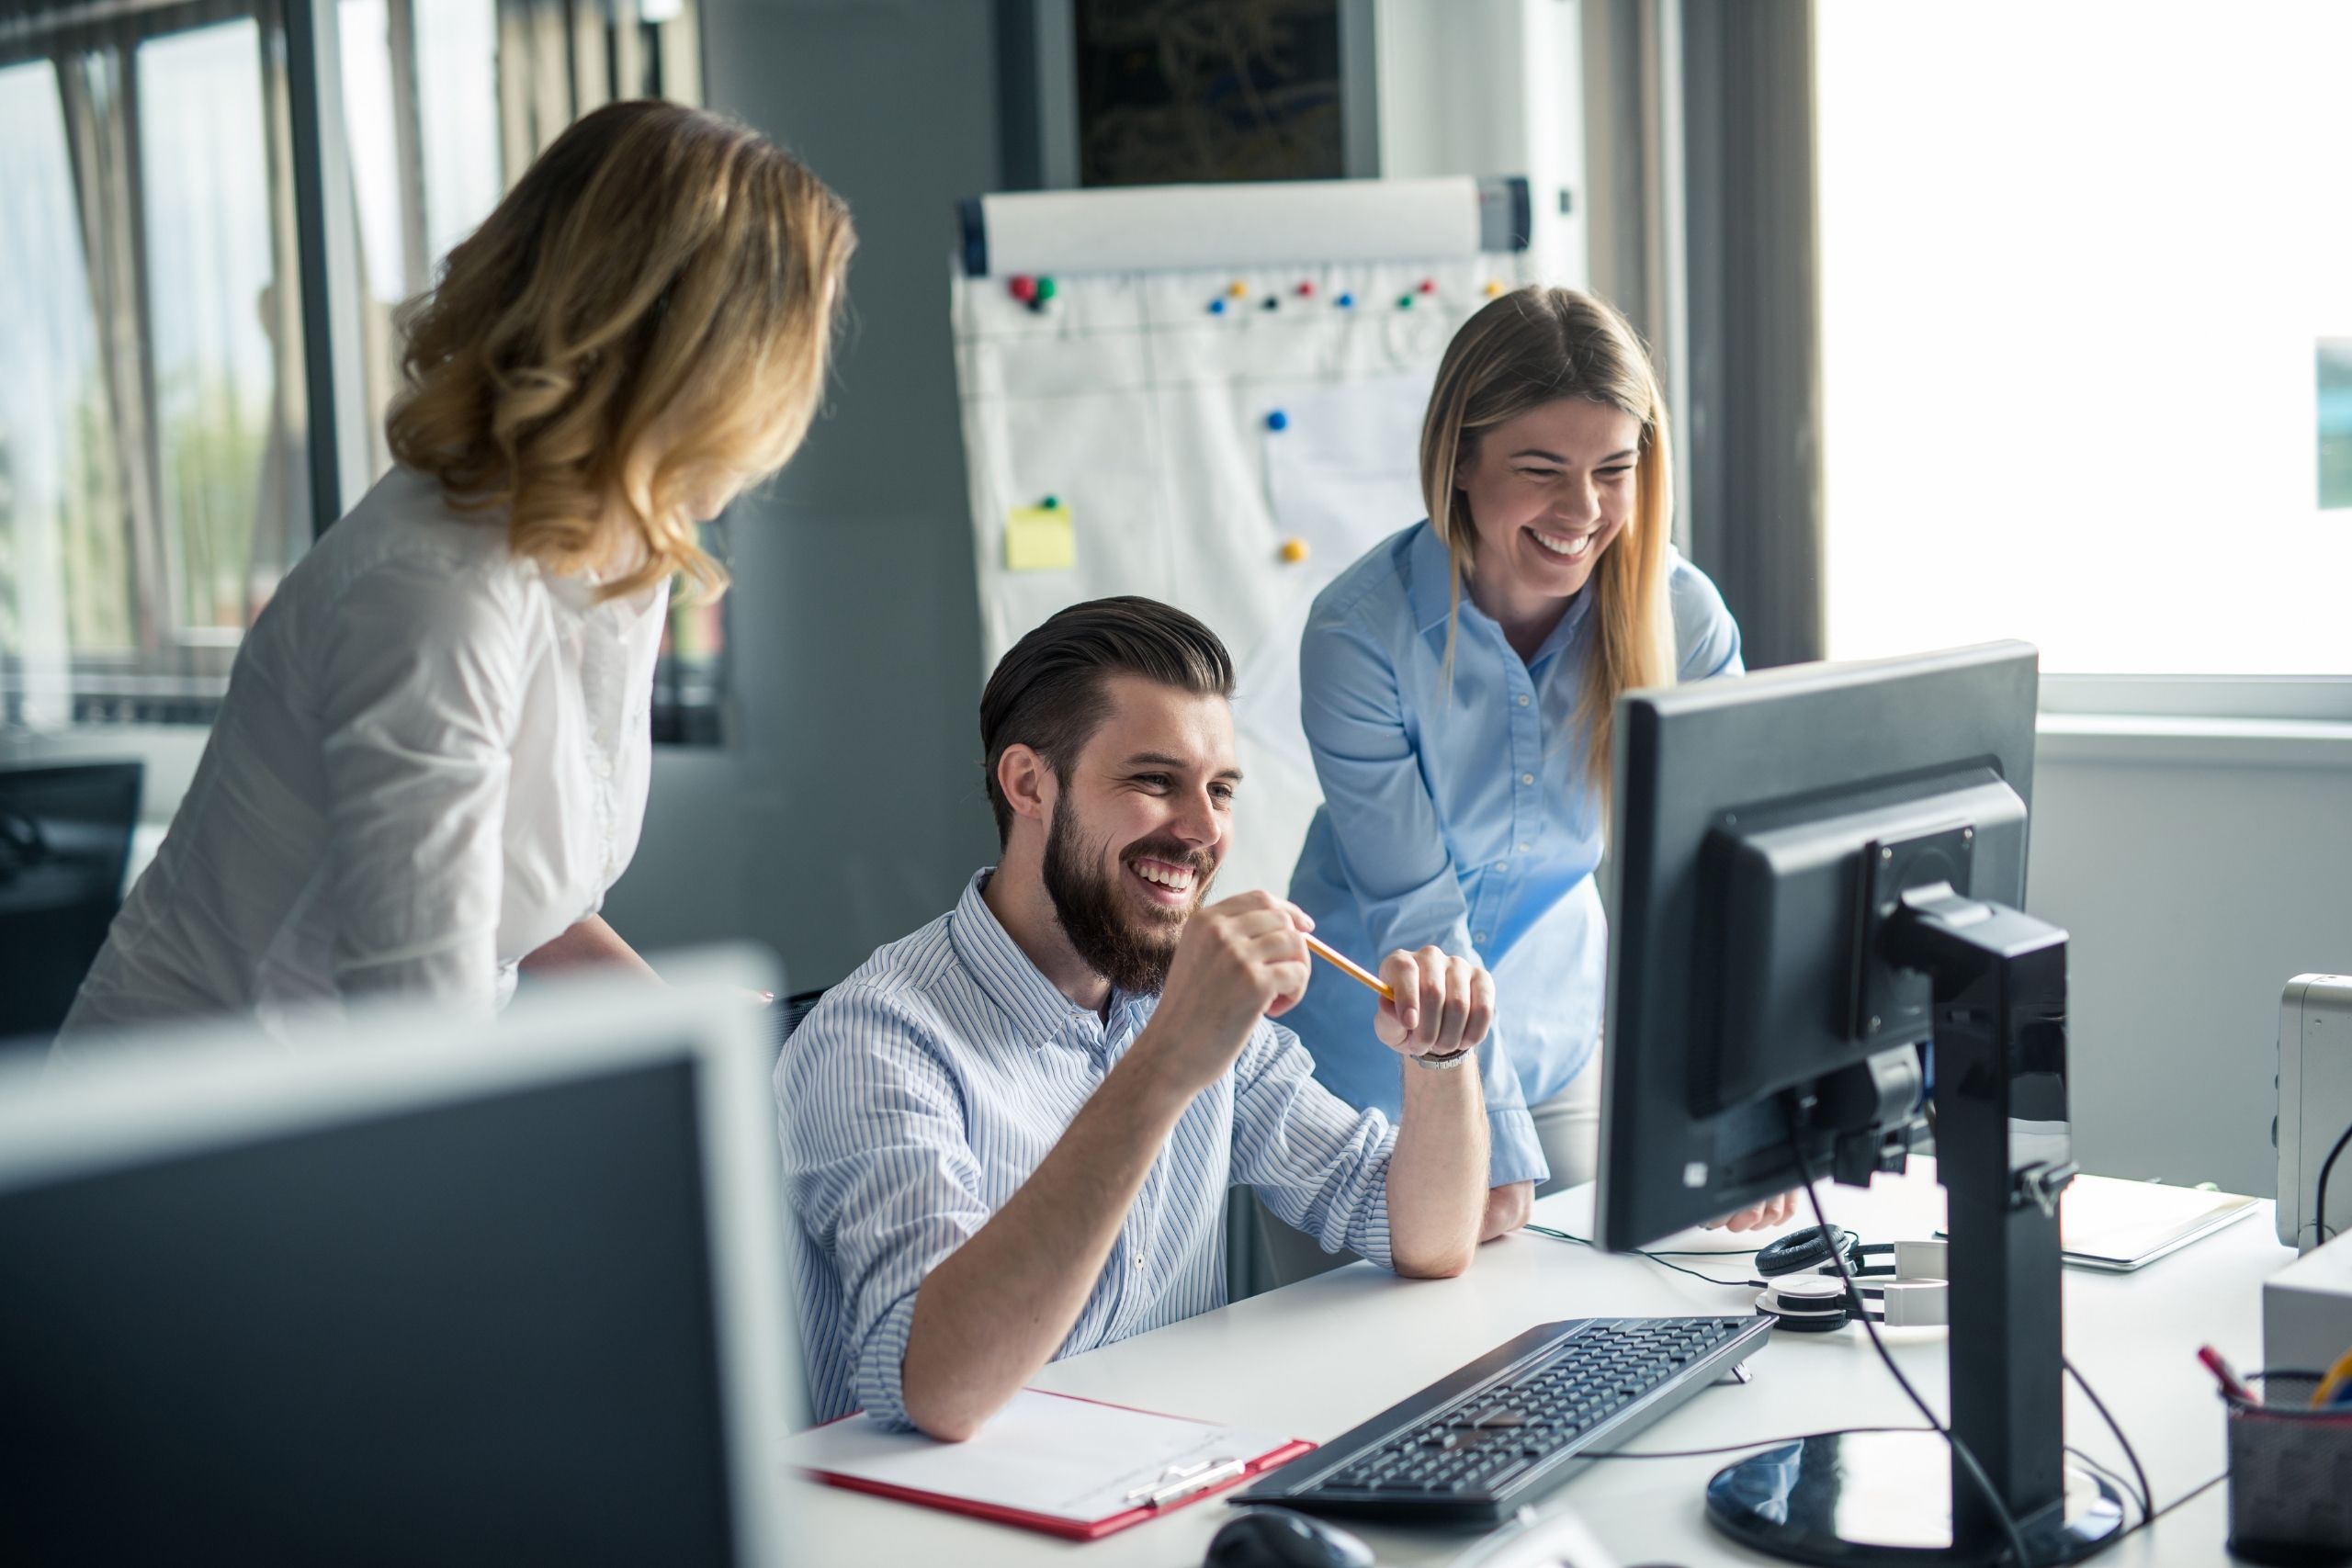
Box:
[853,1288,923,1432]
[1486,1102,1549,1189]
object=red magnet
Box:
[1008,276,1038,304]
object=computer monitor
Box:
[1598,642,2120,1567]
[0,760,141,1043]
[0,956,797,1568]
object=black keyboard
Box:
[1232,1315,1772,1527]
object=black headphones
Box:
[1756,1224,1892,1279]
[1751,1225,1949,1333]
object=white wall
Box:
[2029,728,2352,1197]
[601,0,1005,991]
[1373,0,1588,288]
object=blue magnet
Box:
[1208,298,1227,314]
[1265,411,1290,432]
[1335,292,1355,309]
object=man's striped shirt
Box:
[775,870,1397,1427]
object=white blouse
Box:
[58,465,666,1044]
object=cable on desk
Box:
[2073,1470,2227,1562]
[1521,1224,1760,1289]
[2317,1118,2352,1243]
[2065,1354,2154,1529]
[2064,1446,2148,1526]
[1788,1127,2036,1568]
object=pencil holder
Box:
[2227,1372,2352,1565]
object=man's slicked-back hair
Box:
[979,596,1236,845]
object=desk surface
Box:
[783,1168,2285,1566]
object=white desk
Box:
[784,1168,2287,1565]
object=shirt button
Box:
[1475,931,1490,945]
[1521,773,1535,786]
[1517,694,1531,706]
[1518,843,1531,853]
[1492,861,1508,874]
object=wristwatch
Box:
[1411,1046,1474,1071]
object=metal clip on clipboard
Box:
[1125,1454,1247,1508]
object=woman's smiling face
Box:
[1456,396,1643,605]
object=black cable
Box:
[2073,1471,2225,1562]
[1788,1129,2036,1568]
[2317,1118,2352,1243]
[1521,1224,1760,1288]
[1584,1423,1932,1460]
[2064,1355,2154,1529]
[2063,1445,2147,1525]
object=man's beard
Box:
[1041,804,1216,996]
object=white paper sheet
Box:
[2059,1174,2260,1268]
[782,1389,1297,1525]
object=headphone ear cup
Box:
[1755,1277,1855,1334]
[1756,1224,1857,1279]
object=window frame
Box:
[4,0,720,743]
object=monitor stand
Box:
[1703,886,2128,1566]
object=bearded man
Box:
[777,597,1494,1438]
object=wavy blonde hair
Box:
[1420,285,1679,794]
[388,100,854,603]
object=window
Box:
[1,60,134,727]
[1815,1,2352,679]
[140,20,291,649]
[1,0,720,741]
[1,9,306,728]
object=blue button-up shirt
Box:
[1283,523,1742,1188]
[775,871,1399,1427]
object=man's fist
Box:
[1142,893,1315,1094]
[1373,946,1495,1061]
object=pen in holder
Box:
[2224,1370,2352,1565]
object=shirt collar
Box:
[947,870,1152,1050]
[1405,517,1595,664]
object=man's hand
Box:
[1373,946,1495,1061]
[1136,892,1314,1097]
[1707,1190,1801,1233]
[1481,1180,1533,1241]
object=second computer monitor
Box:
[1595,641,2041,1251]
[0,959,797,1568]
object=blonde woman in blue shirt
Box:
[1281,286,1794,1246]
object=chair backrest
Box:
[769,988,828,1065]
[0,761,142,1043]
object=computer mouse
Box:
[1204,1507,1375,1568]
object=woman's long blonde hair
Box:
[388,100,854,603]
[1419,285,1679,793]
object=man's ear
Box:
[995,743,1056,828]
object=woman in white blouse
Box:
[57,101,854,1042]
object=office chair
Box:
[771,987,829,1062]
[0,761,141,1044]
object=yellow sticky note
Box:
[1005,504,1075,571]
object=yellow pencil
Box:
[1305,932,1396,1004]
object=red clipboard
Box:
[796,1392,1317,1542]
